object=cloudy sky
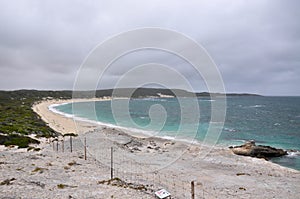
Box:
[0,0,299,96]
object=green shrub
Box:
[0,134,40,148]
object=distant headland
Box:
[0,88,260,148]
[0,88,261,100]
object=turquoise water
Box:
[54,96,300,170]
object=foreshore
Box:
[0,99,299,198]
[32,98,110,135]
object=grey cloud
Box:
[0,0,299,95]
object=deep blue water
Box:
[54,96,300,170]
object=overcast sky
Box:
[0,0,299,96]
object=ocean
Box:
[53,96,300,170]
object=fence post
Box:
[111,147,113,179]
[84,137,87,160]
[191,181,195,199]
[62,137,64,153]
[70,136,72,153]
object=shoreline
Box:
[35,98,299,154]
[33,98,300,171]
[32,98,113,136]
[34,98,208,145]
[0,98,298,198]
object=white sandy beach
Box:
[0,99,299,199]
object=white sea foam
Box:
[249,105,265,108]
[48,103,203,145]
[287,151,300,157]
[48,104,74,118]
[200,99,216,102]
[159,135,199,144]
[48,103,157,136]
[224,127,238,132]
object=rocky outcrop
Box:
[229,140,287,159]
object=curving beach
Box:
[0,99,299,198]
[1,0,300,198]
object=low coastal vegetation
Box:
[0,90,72,148]
[97,178,149,192]
[0,134,40,148]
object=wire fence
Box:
[49,133,208,199]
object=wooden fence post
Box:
[70,136,72,153]
[191,181,195,199]
[62,137,64,153]
[111,147,113,179]
[84,137,87,160]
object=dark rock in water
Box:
[229,140,287,159]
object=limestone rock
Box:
[229,140,287,159]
